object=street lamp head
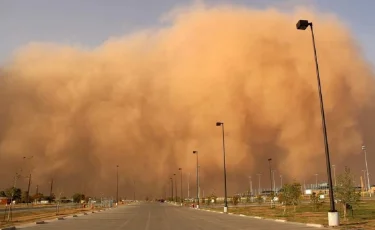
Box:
[268,158,272,161]
[362,145,366,150]
[216,122,223,126]
[296,20,311,30]
[193,150,198,154]
[179,168,182,170]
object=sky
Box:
[1,0,375,198]
[1,0,375,67]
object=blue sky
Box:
[1,0,375,67]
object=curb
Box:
[275,219,286,222]
[306,223,324,228]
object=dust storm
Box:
[0,5,374,198]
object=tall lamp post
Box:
[173,173,177,202]
[188,173,190,199]
[257,174,262,195]
[248,176,252,196]
[179,168,183,205]
[332,165,337,187]
[116,165,119,205]
[170,177,173,201]
[216,121,228,213]
[296,19,338,226]
[268,159,273,193]
[362,145,371,196]
[193,151,200,209]
[280,175,283,189]
[23,156,33,205]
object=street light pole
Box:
[268,159,273,193]
[188,173,190,199]
[296,19,338,226]
[22,156,33,205]
[362,170,367,191]
[116,165,119,205]
[280,175,283,189]
[170,177,173,201]
[257,174,261,195]
[216,122,228,213]
[315,174,318,189]
[179,168,183,205]
[248,176,252,196]
[173,173,177,202]
[193,151,199,208]
[274,172,276,192]
[133,180,136,201]
[332,165,337,187]
[362,146,371,196]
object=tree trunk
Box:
[283,205,286,215]
[343,203,347,220]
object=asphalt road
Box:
[19,202,326,230]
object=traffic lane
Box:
[19,204,140,230]
[20,202,327,230]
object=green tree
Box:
[0,191,6,197]
[5,187,22,201]
[232,195,240,206]
[32,193,44,202]
[334,167,361,219]
[255,195,263,204]
[45,193,56,203]
[310,192,323,211]
[278,182,302,214]
[72,193,85,203]
[21,191,29,203]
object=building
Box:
[0,197,11,205]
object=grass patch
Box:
[203,200,375,230]
[0,205,105,228]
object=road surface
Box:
[20,202,326,229]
